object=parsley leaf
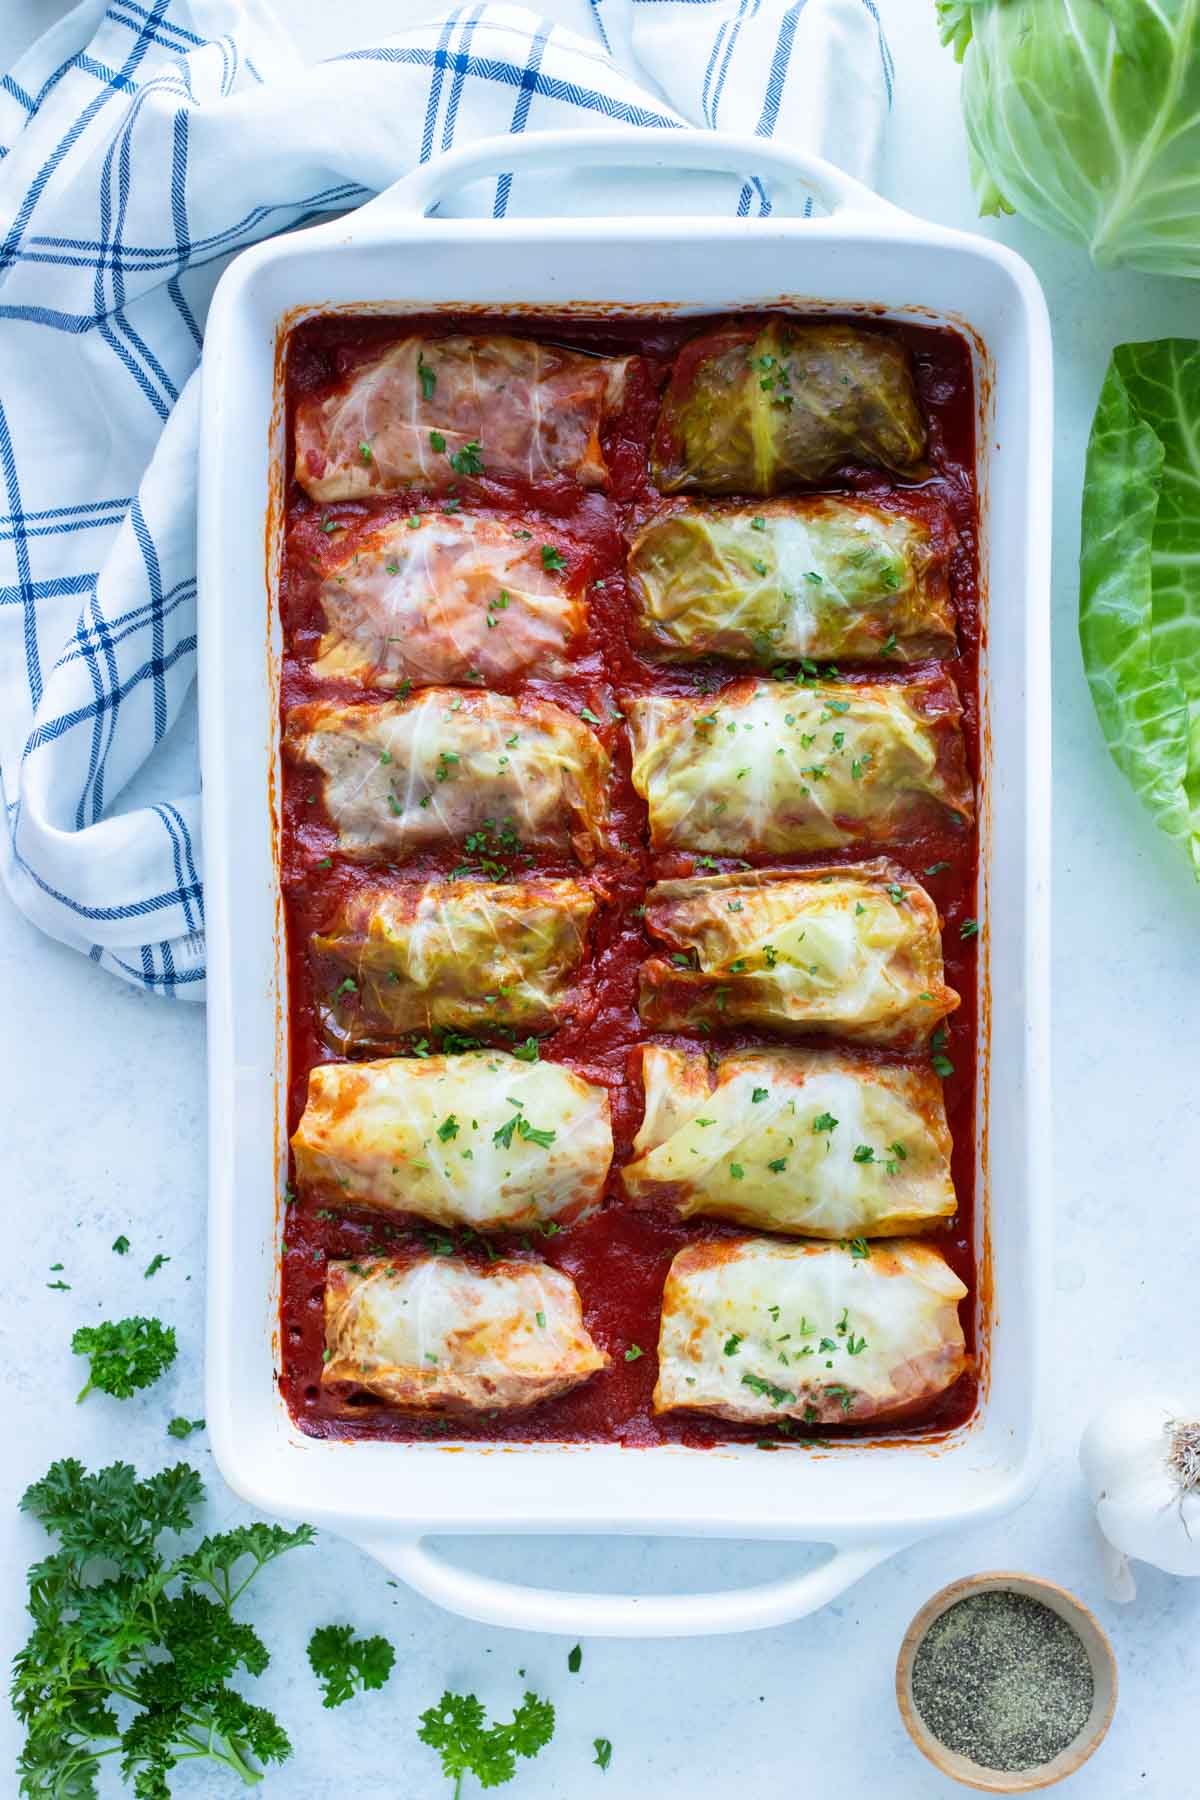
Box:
[307,1623,396,1709]
[112,1234,130,1255]
[594,1736,613,1770]
[418,1688,554,1792]
[13,1457,312,1797]
[166,1416,205,1439]
[71,1316,177,1403]
[540,544,567,574]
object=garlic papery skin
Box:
[1080,1394,1200,1602]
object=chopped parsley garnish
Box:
[579,706,604,725]
[436,1115,460,1143]
[418,354,437,401]
[358,440,372,464]
[449,439,484,476]
[111,1235,130,1255]
[493,1113,556,1151]
[166,1416,205,1439]
[852,1145,875,1164]
[729,1163,745,1180]
[767,1157,788,1173]
[723,1334,744,1356]
[812,1112,838,1134]
[567,1644,582,1673]
[751,1087,769,1103]
[594,1737,613,1771]
[924,861,950,875]
[418,1689,555,1793]
[624,1344,644,1362]
[960,918,980,939]
[430,430,447,453]
[143,1253,169,1279]
[540,544,567,574]
[741,1372,794,1407]
[308,1623,395,1709]
[71,1316,177,1403]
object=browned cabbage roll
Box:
[311,513,586,689]
[323,1256,607,1411]
[654,1237,967,1426]
[285,688,609,866]
[625,676,973,856]
[651,320,926,494]
[622,1045,956,1237]
[627,499,955,665]
[639,861,957,1046]
[292,1051,613,1231]
[295,334,630,501]
[313,877,596,1053]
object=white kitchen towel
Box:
[0,0,892,998]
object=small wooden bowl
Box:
[895,1572,1118,1793]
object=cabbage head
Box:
[937,0,1200,277]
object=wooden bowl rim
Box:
[894,1570,1118,1793]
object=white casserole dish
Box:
[199,129,1052,1637]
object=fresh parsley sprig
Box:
[12,1457,313,1797]
[307,1624,395,1709]
[71,1315,177,1403]
[418,1689,554,1796]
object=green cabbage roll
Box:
[625,675,973,856]
[623,1044,956,1238]
[312,877,596,1054]
[628,499,955,665]
[651,320,927,494]
[654,1236,967,1426]
[639,861,957,1047]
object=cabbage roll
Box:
[312,513,585,689]
[628,499,955,665]
[313,877,596,1054]
[295,334,630,501]
[622,1045,955,1237]
[652,321,926,495]
[626,676,973,855]
[285,689,609,866]
[323,1255,607,1410]
[655,1237,967,1425]
[639,861,957,1046]
[292,1050,612,1230]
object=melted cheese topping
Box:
[623,1045,956,1236]
[323,1256,607,1410]
[655,1237,967,1425]
[292,1051,613,1230]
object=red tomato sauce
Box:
[277,313,982,1448]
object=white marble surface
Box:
[3,1,1199,1794]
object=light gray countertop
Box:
[2,1,1198,1794]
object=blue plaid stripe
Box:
[0,0,890,1001]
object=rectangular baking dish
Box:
[199,128,1052,1637]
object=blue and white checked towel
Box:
[0,0,892,999]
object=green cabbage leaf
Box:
[938,0,1200,276]
[1079,340,1200,872]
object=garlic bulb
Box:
[1080,1394,1200,1602]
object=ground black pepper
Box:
[910,1590,1094,1772]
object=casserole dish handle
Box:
[352,1535,903,1637]
[349,127,908,225]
